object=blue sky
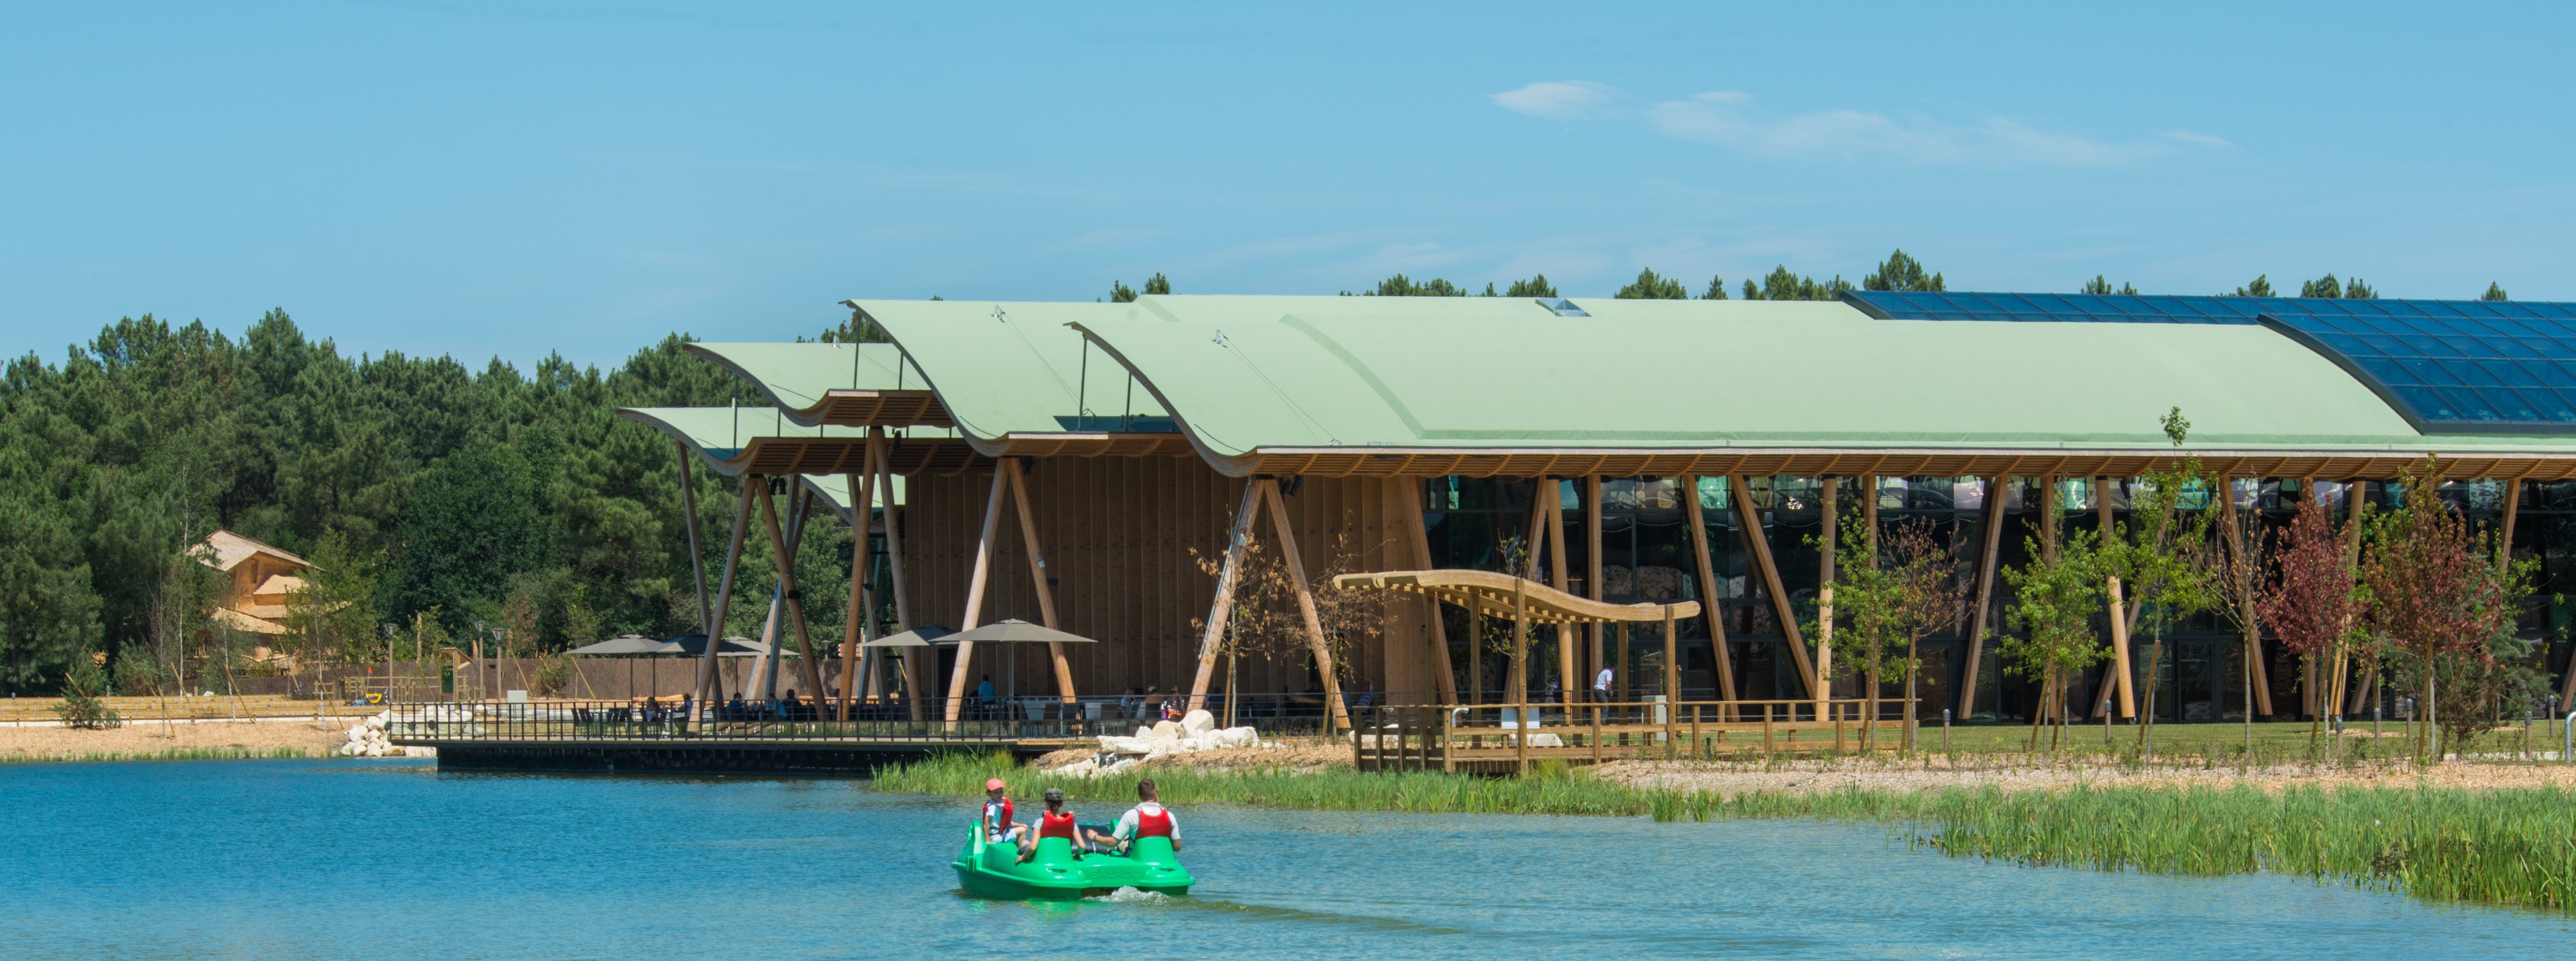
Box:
[5,1,2572,369]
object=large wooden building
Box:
[625,292,2576,724]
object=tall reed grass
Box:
[877,752,2576,914]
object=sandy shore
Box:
[1592,755,2576,796]
[0,718,354,761]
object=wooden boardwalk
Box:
[1352,699,1910,774]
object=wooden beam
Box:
[1260,478,1350,733]
[691,478,755,720]
[1660,608,1679,730]
[1583,475,1603,703]
[1185,484,1260,713]
[1682,476,1739,714]
[1728,475,1818,700]
[1399,480,1459,705]
[869,428,919,719]
[1815,476,1837,718]
[754,483,833,706]
[1959,475,2008,719]
[941,468,1010,725]
[2106,575,2136,718]
[1005,461,1077,704]
[838,456,875,721]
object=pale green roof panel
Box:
[683,342,926,426]
[842,299,1172,442]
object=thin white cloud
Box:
[1490,81,1618,120]
[1646,91,2176,167]
[2158,129,2238,149]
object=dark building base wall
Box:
[426,741,1047,777]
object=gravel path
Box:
[0,719,351,760]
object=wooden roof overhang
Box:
[980,432,1196,459]
[717,436,983,478]
[809,389,954,428]
[1246,447,2576,482]
[1332,569,1698,625]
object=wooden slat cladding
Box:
[814,389,953,428]
[987,433,1195,458]
[1246,449,2576,481]
[900,459,1420,699]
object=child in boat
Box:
[1110,778,1180,854]
[981,778,1027,847]
[1019,787,1083,862]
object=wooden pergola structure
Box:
[1333,569,1698,718]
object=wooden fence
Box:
[1352,699,1910,773]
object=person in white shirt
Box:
[1110,778,1181,854]
[1593,666,1613,702]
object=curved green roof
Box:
[842,299,1174,446]
[682,342,927,426]
[614,406,916,505]
[1067,294,2576,475]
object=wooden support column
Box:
[867,429,919,719]
[941,468,1010,726]
[1660,608,1679,735]
[691,478,756,718]
[1583,475,1604,702]
[2106,576,2136,718]
[1005,461,1077,704]
[1260,478,1351,733]
[674,439,714,638]
[1511,579,1529,773]
[1958,475,2008,719]
[1186,484,1262,713]
[1681,476,1738,712]
[754,483,832,705]
[1399,481,1459,705]
[1728,475,1817,701]
[2094,477,2134,720]
[1815,476,1837,717]
[837,455,877,721]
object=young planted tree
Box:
[2257,494,2362,753]
[2097,409,2218,759]
[1815,510,1965,750]
[2359,458,2514,762]
[1998,528,2111,753]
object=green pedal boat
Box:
[952,824,1194,900]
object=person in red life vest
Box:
[1110,778,1180,854]
[981,777,1027,847]
[1019,786,1083,862]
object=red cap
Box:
[986,778,1007,791]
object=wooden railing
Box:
[1352,699,1911,772]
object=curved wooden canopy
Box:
[1332,569,1698,625]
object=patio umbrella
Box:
[664,632,772,658]
[860,625,954,648]
[564,635,678,657]
[941,619,1096,645]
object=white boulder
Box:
[1180,709,1216,735]
[1149,720,1185,741]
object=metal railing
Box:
[382,691,1363,744]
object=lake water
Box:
[5,759,2570,959]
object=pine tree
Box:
[1862,249,1945,292]
[2079,276,2138,295]
[2300,274,2343,298]
[1108,281,1138,303]
[2483,282,2510,301]
[1701,275,1729,300]
[1143,273,1171,295]
[1503,275,1557,298]
[1615,268,1688,299]
[2342,277,2378,299]
[2227,275,2275,298]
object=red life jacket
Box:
[1039,810,1077,840]
[986,798,1013,829]
[1133,806,1174,838]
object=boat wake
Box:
[1086,887,1175,904]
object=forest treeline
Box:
[0,251,2524,695]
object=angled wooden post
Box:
[1260,478,1349,733]
[1005,461,1077,705]
[1728,475,1817,702]
[1815,476,1837,718]
[942,467,1009,726]
[1682,476,1739,716]
[1661,608,1678,744]
[755,483,832,705]
[1958,475,2008,719]
[1187,483,1262,713]
[1511,579,1529,774]
[2106,576,2136,718]
[692,478,756,721]
[836,447,876,721]
[867,429,919,719]
[1582,475,1603,704]
[1399,480,1459,705]
[674,439,714,637]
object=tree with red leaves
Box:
[2358,458,2511,762]
[2257,494,2360,751]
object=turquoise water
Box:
[5,760,2571,959]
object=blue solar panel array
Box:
[1843,290,2576,435]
